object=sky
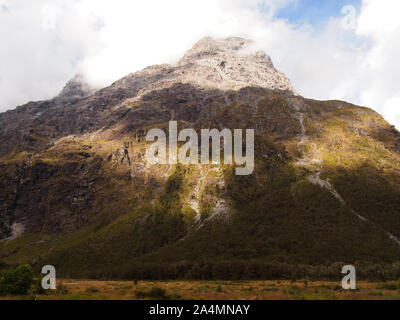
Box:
[275,0,361,27]
[0,0,400,128]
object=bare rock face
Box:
[177,37,295,92]
[55,74,95,102]
[116,37,295,101]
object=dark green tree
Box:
[0,264,33,295]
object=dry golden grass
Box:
[17,280,398,300]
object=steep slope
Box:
[1,37,400,279]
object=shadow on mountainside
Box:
[0,83,400,279]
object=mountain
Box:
[1,37,400,280]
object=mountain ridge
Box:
[0,37,400,279]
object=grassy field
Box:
[1,280,399,300]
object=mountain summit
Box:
[177,37,295,92]
[0,37,400,279]
[109,36,295,103]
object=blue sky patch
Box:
[274,0,361,28]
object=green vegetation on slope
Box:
[1,93,400,281]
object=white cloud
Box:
[0,0,101,109]
[354,0,400,127]
[75,0,295,87]
[0,0,399,129]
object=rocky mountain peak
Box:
[175,37,295,93]
[56,74,95,102]
[120,37,296,101]
[178,37,254,64]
